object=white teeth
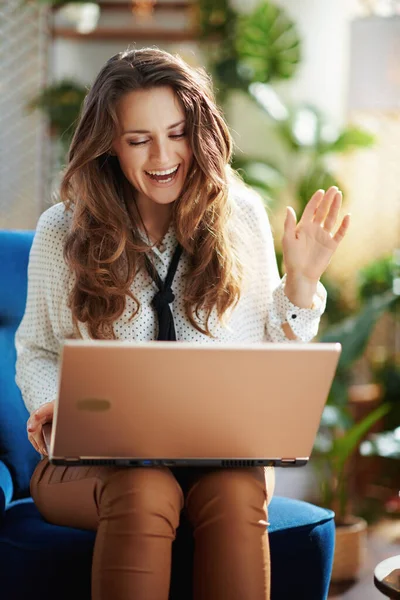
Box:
[146,166,178,176]
[149,176,174,184]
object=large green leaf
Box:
[324,126,375,154]
[320,291,399,371]
[236,1,301,83]
[330,403,391,471]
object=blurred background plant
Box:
[199,0,375,214]
[27,79,87,156]
[314,287,399,522]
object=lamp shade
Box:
[348,16,400,110]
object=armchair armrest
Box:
[0,460,13,519]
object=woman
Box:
[16,47,350,600]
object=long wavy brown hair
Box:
[61,47,245,339]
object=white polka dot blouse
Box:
[15,187,327,414]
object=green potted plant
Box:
[27,79,87,158]
[312,290,399,581]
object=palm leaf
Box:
[320,291,400,371]
[236,1,301,83]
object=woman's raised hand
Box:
[27,401,54,456]
[282,186,350,283]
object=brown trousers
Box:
[30,459,275,600]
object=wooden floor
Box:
[328,519,400,599]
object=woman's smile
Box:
[144,164,181,186]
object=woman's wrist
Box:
[284,271,319,309]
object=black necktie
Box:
[144,244,183,341]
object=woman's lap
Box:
[30,458,275,531]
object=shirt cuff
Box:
[272,274,327,341]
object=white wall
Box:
[274,0,361,125]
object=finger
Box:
[333,214,351,243]
[27,413,47,433]
[314,186,338,225]
[323,191,342,232]
[301,189,325,222]
[28,432,41,454]
[284,206,297,237]
[32,429,47,455]
[27,403,53,432]
[27,416,37,433]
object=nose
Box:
[151,138,170,165]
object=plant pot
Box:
[331,515,368,582]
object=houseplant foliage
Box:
[199,0,374,210]
[27,80,87,151]
[356,254,400,482]
[200,0,301,97]
[312,290,398,580]
[246,83,375,213]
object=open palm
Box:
[282,186,350,282]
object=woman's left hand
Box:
[282,186,350,282]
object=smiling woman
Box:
[15,45,349,600]
[60,47,238,341]
[112,87,193,237]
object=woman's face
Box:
[113,86,193,208]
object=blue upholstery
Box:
[0,229,336,600]
[0,231,39,499]
[0,461,13,517]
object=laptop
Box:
[43,340,341,468]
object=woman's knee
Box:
[100,467,184,528]
[186,468,271,527]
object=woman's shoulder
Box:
[36,202,73,237]
[32,202,73,265]
[229,182,270,228]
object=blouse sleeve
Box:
[248,193,327,343]
[15,204,73,414]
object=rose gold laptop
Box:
[44,340,341,468]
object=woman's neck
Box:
[131,194,173,245]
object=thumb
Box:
[284,206,297,235]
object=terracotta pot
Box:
[331,516,368,582]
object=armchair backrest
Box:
[0,230,40,499]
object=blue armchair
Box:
[0,229,335,600]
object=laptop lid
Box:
[47,341,341,467]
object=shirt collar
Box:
[139,222,177,264]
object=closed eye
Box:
[128,132,186,147]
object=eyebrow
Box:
[122,119,185,135]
